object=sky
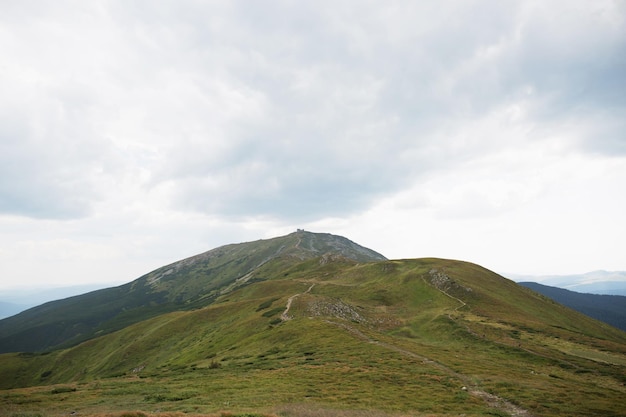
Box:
[1,0,625,291]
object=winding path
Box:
[278,274,535,416]
[324,319,534,417]
[281,283,315,321]
[417,274,535,416]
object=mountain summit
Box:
[0,231,385,353]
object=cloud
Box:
[0,1,625,285]
[0,80,115,218]
[0,3,124,218]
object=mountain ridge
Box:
[0,231,385,353]
[507,270,626,295]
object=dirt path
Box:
[415,277,535,416]
[427,273,577,369]
[280,274,534,416]
[324,319,534,417]
[281,283,315,321]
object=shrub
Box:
[256,298,278,311]
[51,386,76,394]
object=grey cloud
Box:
[2,0,624,222]
[141,1,625,219]
[0,70,116,219]
[516,7,626,101]
[0,118,113,219]
[160,119,407,221]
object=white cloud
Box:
[0,0,625,289]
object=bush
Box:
[51,386,76,394]
[256,298,278,311]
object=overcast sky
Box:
[1,1,625,290]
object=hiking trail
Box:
[281,283,315,321]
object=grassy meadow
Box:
[1,258,625,417]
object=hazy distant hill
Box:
[0,301,27,320]
[508,271,626,295]
[1,232,625,417]
[519,282,626,331]
[0,284,113,319]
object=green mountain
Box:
[0,231,386,354]
[519,282,626,331]
[1,232,625,417]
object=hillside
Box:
[0,234,625,416]
[519,282,626,331]
[0,231,385,354]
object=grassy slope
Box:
[1,257,625,417]
[0,232,385,354]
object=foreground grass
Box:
[0,320,488,416]
[2,315,625,417]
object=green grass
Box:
[1,257,625,417]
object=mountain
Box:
[0,301,27,320]
[0,231,386,353]
[1,232,625,417]
[0,284,116,320]
[519,282,626,332]
[508,271,626,296]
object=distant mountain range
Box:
[0,284,112,319]
[0,301,27,320]
[518,282,626,332]
[1,231,625,416]
[507,270,626,295]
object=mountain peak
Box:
[285,230,386,262]
[158,230,385,278]
[0,231,385,353]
